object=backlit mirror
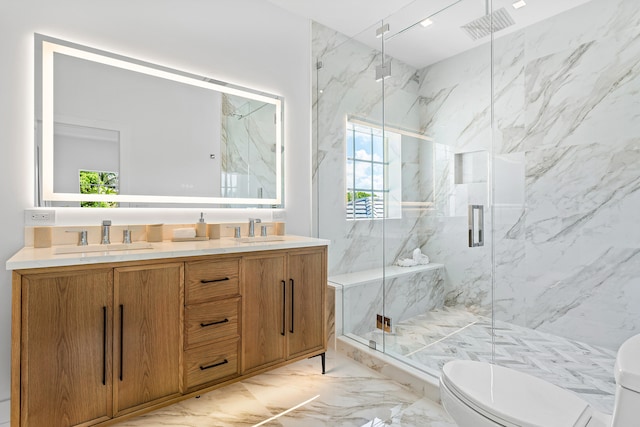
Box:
[35,34,283,207]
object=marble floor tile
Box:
[361,307,617,414]
[112,351,456,427]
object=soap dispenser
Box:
[196,212,207,238]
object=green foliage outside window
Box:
[80,170,119,208]
[346,191,372,202]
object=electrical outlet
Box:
[25,209,56,226]
[272,210,286,221]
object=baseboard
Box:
[0,398,9,425]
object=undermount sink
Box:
[236,236,286,243]
[54,242,154,255]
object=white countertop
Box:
[6,235,330,271]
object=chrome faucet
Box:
[101,220,112,244]
[248,218,262,238]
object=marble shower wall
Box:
[314,0,639,350]
[421,0,640,349]
[313,22,434,276]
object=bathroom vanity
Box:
[7,236,328,426]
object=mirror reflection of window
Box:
[79,170,119,208]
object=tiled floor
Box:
[112,351,456,427]
[363,307,617,414]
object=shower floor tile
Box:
[363,307,617,414]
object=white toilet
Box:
[440,334,640,427]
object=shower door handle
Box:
[469,204,484,247]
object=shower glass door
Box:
[313,20,388,351]
[380,0,495,376]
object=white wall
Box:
[0,0,311,421]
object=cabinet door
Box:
[242,254,286,373]
[114,263,183,415]
[22,269,113,427]
[287,249,326,358]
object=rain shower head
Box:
[460,7,515,41]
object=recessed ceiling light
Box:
[512,0,526,9]
[420,18,433,28]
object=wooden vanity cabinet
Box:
[15,262,183,427]
[183,257,241,391]
[20,268,114,427]
[286,249,326,359]
[112,263,183,415]
[11,244,327,427]
[242,247,327,374]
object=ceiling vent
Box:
[461,7,515,41]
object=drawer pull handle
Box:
[200,318,229,328]
[200,277,230,284]
[200,359,229,370]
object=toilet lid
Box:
[615,334,640,392]
[442,360,593,427]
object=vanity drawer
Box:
[185,338,240,390]
[185,297,240,349]
[185,258,240,303]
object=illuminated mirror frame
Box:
[37,34,283,206]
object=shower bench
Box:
[328,263,445,338]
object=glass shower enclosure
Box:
[314,0,639,415]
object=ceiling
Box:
[267,0,594,68]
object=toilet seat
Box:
[441,360,594,427]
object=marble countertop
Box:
[328,263,444,288]
[6,235,330,271]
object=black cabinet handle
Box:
[200,359,228,370]
[281,280,286,336]
[200,277,230,284]
[290,279,295,334]
[200,318,229,328]
[102,306,107,386]
[119,304,124,381]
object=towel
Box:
[394,248,430,267]
[173,227,196,239]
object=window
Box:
[346,121,401,220]
[79,170,119,207]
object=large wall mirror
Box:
[35,34,283,208]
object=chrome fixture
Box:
[375,62,391,82]
[123,229,131,244]
[67,229,88,246]
[468,205,484,247]
[461,7,515,40]
[248,218,262,238]
[375,23,390,38]
[101,220,111,245]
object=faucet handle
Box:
[226,225,242,238]
[66,230,88,246]
[260,224,272,237]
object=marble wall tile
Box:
[524,0,640,62]
[342,267,445,338]
[315,0,640,351]
[524,26,640,150]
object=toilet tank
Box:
[611,334,640,427]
